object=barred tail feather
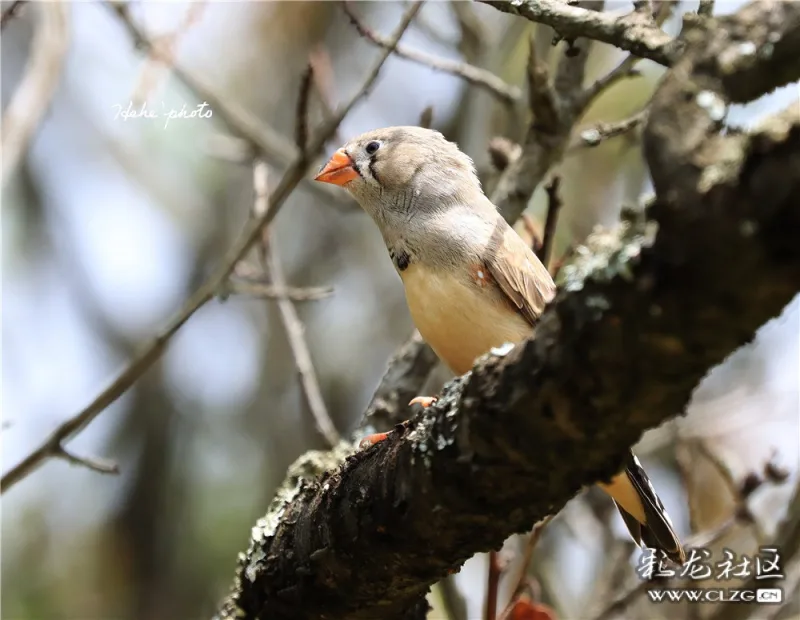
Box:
[614,451,686,565]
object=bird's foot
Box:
[408,395,438,408]
[359,420,412,449]
[359,431,392,449]
[357,397,437,450]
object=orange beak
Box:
[314,148,359,186]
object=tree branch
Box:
[1,1,70,187]
[480,0,679,67]
[342,1,521,105]
[643,0,800,198]
[107,2,353,210]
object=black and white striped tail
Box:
[615,451,686,565]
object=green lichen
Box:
[556,219,659,292]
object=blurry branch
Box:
[307,46,340,130]
[485,551,501,620]
[595,453,793,620]
[568,109,648,151]
[693,440,766,540]
[643,0,800,196]
[436,576,468,620]
[480,0,679,66]
[404,0,457,49]
[55,444,120,476]
[251,160,340,448]
[295,65,313,153]
[499,517,553,620]
[697,0,714,17]
[0,2,423,494]
[494,0,598,224]
[362,331,439,432]
[488,137,521,172]
[538,176,562,270]
[342,1,521,105]
[107,1,353,210]
[710,482,800,620]
[592,513,740,620]
[0,0,25,29]
[450,0,486,61]
[418,105,434,129]
[131,1,207,104]
[1,2,69,187]
[578,54,642,110]
[224,278,333,303]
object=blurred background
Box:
[1,1,798,619]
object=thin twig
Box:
[632,0,653,16]
[0,0,25,29]
[526,34,559,130]
[307,47,336,117]
[418,105,434,129]
[224,279,333,302]
[342,1,520,105]
[568,109,649,150]
[553,1,599,108]
[488,137,522,173]
[539,176,562,271]
[485,550,501,620]
[403,0,456,49]
[0,1,423,494]
[654,1,676,26]
[579,54,642,111]
[56,444,120,476]
[499,516,553,619]
[437,575,469,620]
[107,2,352,209]
[591,515,738,620]
[253,161,340,448]
[697,0,714,17]
[295,64,314,154]
[131,1,207,105]
[1,2,70,187]
[450,0,486,61]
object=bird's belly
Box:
[401,264,531,375]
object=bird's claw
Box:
[409,395,438,408]
[359,432,391,449]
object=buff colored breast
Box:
[400,262,532,375]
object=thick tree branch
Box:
[643,0,800,198]
[480,0,679,66]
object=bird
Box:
[315,125,686,564]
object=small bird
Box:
[315,126,685,564]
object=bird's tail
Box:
[599,451,686,565]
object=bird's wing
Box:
[484,218,556,326]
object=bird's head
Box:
[315,126,482,230]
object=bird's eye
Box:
[365,141,381,155]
